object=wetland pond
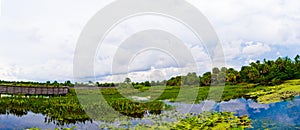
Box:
[0,96,300,129]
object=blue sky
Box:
[0,0,300,82]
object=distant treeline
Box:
[168,54,300,86]
[1,55,299,87]
[118,54,300,87]
[0,80,74,87]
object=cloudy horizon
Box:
[0,0,300,83]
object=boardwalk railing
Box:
[0,85,69,95]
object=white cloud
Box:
[0,0,113,81]
[0,0,299,81]
[242,42,271,57]
[276,51,282,57]
[222,40,243,60]
[99,66,191,83]
[188,0,300,45]
[248,59,256,64]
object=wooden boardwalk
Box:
[0,85,69,95]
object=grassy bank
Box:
[246,79,300,104]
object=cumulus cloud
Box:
[0,0,110,81]
[189,0,300,45]
[189,0,300,67]
[242,41,271,57]
[92,14,208,82]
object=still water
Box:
[165,96,300,129]
[1,97,300,129]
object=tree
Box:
[240,66,250,82]
[144,81,151,87]
[46,81,51,87]
[111,83,115,87]
[248,67,260,82]
[221,67,227,73]
[217,71,226,83]
[53,81,59,87]
[295,55,299,64]
[200,72,211,86]
[212,67,220,75]
[96,82,100,87]
[167,76,181,86]
[64,80,73,87]
[183,72,199,86]
[294,55,300,78]
[226,68,239,84]
[124,77,131,84]
[151,81,156,86]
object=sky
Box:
[0,0,300,82]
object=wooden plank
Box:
[15,87,22,94]
[53,88,59,94]
[22,87,29,94]
[58,88,64,94]
[48,88,54,95]
[0,86,6,93]
[7,87,14,94]
[0,86,68,95]
[35,88,42,94]
[41,88,48,95]
[63,88,68,94]
[28,87,35,94]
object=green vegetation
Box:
[1,80,300,129]
[0,80,73,87]
[0,88,167,125]
[193,55,300,86]
[173,112,251,130]
[3,80,300,129]
[29,126,77,130]
[0,89,89,125]
[99,111,251,130]
[247,79,300,104]
[76,87,168,121]
[100,79,300,105]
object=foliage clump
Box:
[99,111,251,130]
[246,79,300,104]
[173,112,251,130]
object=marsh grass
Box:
[247,79,300,104]
[100,111,251,130]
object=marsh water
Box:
[1,97,300,129]
[165,96,300,129]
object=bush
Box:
[271,78,282,85]
[133,84,144,89]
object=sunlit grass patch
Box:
[247,79,300,104]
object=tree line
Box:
[124,54,300,87]
[169,55,300,86]
[0,80,74,87]
[1,55,299,87]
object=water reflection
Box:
[0,112,99,129]
[0,96,164,129]
[165,96,300,129]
